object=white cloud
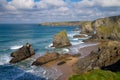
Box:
[94,0,120,7]
[36,0,66,9]
[10,0,34,9]
[0,0,120,23]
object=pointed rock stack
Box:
[53,30,71,48]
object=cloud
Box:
[35,0,66,9]
[94,0,120,7]
[0,0,120,23]
[10,0,34,9]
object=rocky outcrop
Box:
[53,30,71,48]
[80,21,94,35]
[96,41,120,67]
[92,15,120,28]
[73,34,87,38]
[32,52,59,66]
[83,15,120,41]
[96,26,120,40]
[32,52,80,66]
[73,41,120,73]
[10,43,35,63]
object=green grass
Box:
[69,69,120,80]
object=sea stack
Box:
[53,30,71,48]
[9,43,35,63]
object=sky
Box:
[0,0,120,23]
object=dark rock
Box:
[72,53,81,57]
[10,43,35,63]
[73,41,120,73]
[53,30,72,48]
[32,52,79,66]
[101,60,120,72]
[73,51,98,73]
[57,61,66,65]
[32,52,59,66]
[73,34,87,38]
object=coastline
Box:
[40,43,99,80]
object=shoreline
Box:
[41,43,99,80]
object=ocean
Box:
[0,24,92,80]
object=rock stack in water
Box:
[53,30,71,48]
[9,43,35,63]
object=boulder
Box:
[9,43,35,63]
[53,30,71,48]
[57,61,66,65]
[73,41,120,73]
[32,52,80,66]
[73,34,87,38]
[32,52,59,66]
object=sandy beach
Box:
[45,44,99,80]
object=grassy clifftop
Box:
[69,69,120,80]
[40,21,82,26]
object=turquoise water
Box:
[0,24,98,80]
[0,24,82,80]
[0,24,97,80]
[0,24,80,64]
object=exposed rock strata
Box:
[73,34,87,38]
[80,21,94,35]
[10,43,35,63]
[32,52,80,66]
[73,41,120,73]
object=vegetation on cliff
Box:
[40,21,81,26]
[96,25,120,40]
[69,69,120,80]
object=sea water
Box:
[0,24,91,80]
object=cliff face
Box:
[92,15,120,28]
[79,21,94,35]
[91,15,120,41]
[40,15,120,40]
[73,41,120,73]
[81,15,120,35]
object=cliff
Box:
[40,15,120,40]
[81,15,120,35]
[40,21,82,26]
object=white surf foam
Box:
[68,32,76,38]
[71,41,84,45]
[10,45,23,50]
[0,55,11,65]
[72,38,79,41]
[48,43,53,48]
[62,48,69,53]
[45,43,55,49]
[54,48,70,54]
[25,66,62,80]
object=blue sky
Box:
[0,0,120,23]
